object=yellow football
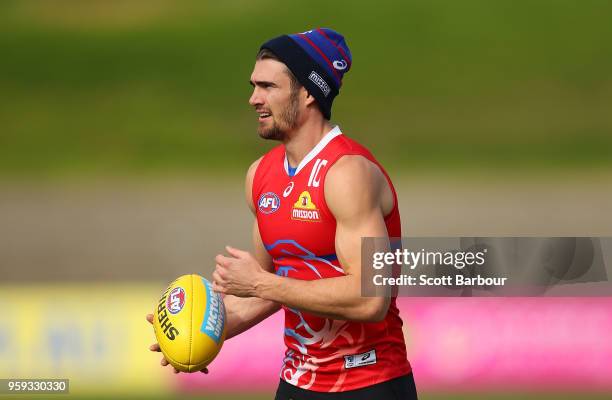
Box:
[153,274,227,372]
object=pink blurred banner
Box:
[178,298,612,392]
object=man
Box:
[148,28,417,399]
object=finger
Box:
[213,266,226,281]
[212,278,222,289]
[173,368,180,374]
[213,282,227,294]
[161,357,168,366]
[212,281,227,294]
[200,368,209,374]
[149,343,160,352]
[215,254,232,267]
[146,313,154,324]
[225,245,247,258]
[212,270,220,285]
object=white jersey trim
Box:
[284,125,342,176]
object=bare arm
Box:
[214,156,394,322]
[222,157,281,339]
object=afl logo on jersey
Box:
[258,192,280,214]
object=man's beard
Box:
[258,90,300,141]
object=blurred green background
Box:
[1,1,611,399]
[1,0,611,178]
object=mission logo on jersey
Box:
[291,191,321,222]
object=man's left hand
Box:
[213,245,267,297]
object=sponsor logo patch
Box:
[308,71,331,97]
[291,191,321,222]
[333,59,348,70]
[258,192,280,214]
[166,287,186,315]
[344,349,377,369]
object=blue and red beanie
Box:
[260,28,352,120]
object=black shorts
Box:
[274,373,418,400]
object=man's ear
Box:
[301,87,316,107]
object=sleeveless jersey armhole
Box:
[318,152,399,222]
[251,159,264,210]
[251,147,282,210]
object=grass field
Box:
[1,0,611,177]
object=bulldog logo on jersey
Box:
[291,191,321,222]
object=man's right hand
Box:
[146,313,209,374]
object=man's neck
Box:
[284,118,334,168]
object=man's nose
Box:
[249,87,262,107]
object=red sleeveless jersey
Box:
[252,126,411,392]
